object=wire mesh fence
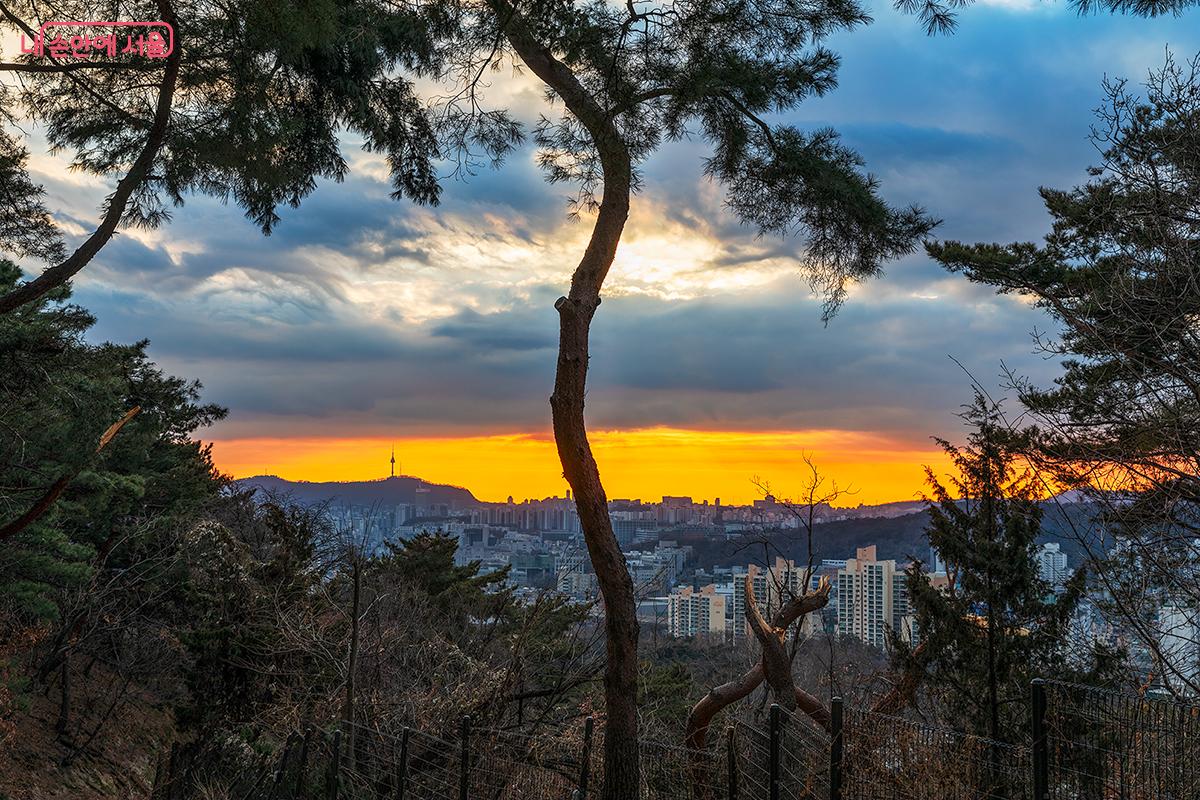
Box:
[149,725,340,800]
[472,724,585,800]
[153,678,1200,800]
[779,706,833,800]
[322,722,440,800]
[1041,679,1200,800]
[842,708,1030,800]
[734,718,771,800]
[637,736,728,800]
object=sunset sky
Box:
[18,4,1199,505]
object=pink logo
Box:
[21,21,174,60]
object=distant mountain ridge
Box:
[829,499,927,519]
[236,475,479,511]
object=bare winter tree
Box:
[686,459,926,794]
[312,504,385,765]
[32,522,191,761]
[750,455,855,619]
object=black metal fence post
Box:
[270,733,298,799]
[149,748,164,800]
[459,716,471,800]
[769,704,781,800]
[325,729,342,800]
[725,725,738,800]
[1032,679,1048,800]
[396,727,410,800]
[164,741,181,800]
[577,716,595,797]
[830,697,844,800]
[295,727,313,799]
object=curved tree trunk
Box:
[684,576,928,798]
[490,4,640,797]
[0,0,180,315]
[687,578,833,753]
[552,285,641,799]
[745,574,799,712]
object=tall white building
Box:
[1037,543,1069,589]
[556,570,598,600]
[836,545,910,648]
[668,584,726,638]
[556,548,595,600]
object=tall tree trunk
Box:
[552,291,641,799]
[985,573,999,741]
[548,177,637,797]
[983,470,1000,743]
[491,4,641,798]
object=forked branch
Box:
[685,574,928,752]
[0,406,140,542]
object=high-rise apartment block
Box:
[1037,542,1069,589]
[836,545,911,648]
[667,584,726,638]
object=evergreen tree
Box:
[0,258,234,742]
[0,0,448,312]
[893,393,1118,743]
[378,531,511,606]
[370,531,564,647]
[0,259,225,622]
[181,494,333,729]
[927,54,1200,694]
[352,531,589,728]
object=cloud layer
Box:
[16,2,1197,491]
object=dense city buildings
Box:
[307,474,952,650]
[276,471,1200,694]
[300,473,1182,662]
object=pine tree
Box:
[0,259,226,621]
[893,392,1117,743]
[927,53,1200,695]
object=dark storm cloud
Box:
[76,267,1052,445]
[431,309,556,352]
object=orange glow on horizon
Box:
[209,427,953,507]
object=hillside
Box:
[0,661,173,800]
[681,500,1099,572]
[236,474,480,511]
